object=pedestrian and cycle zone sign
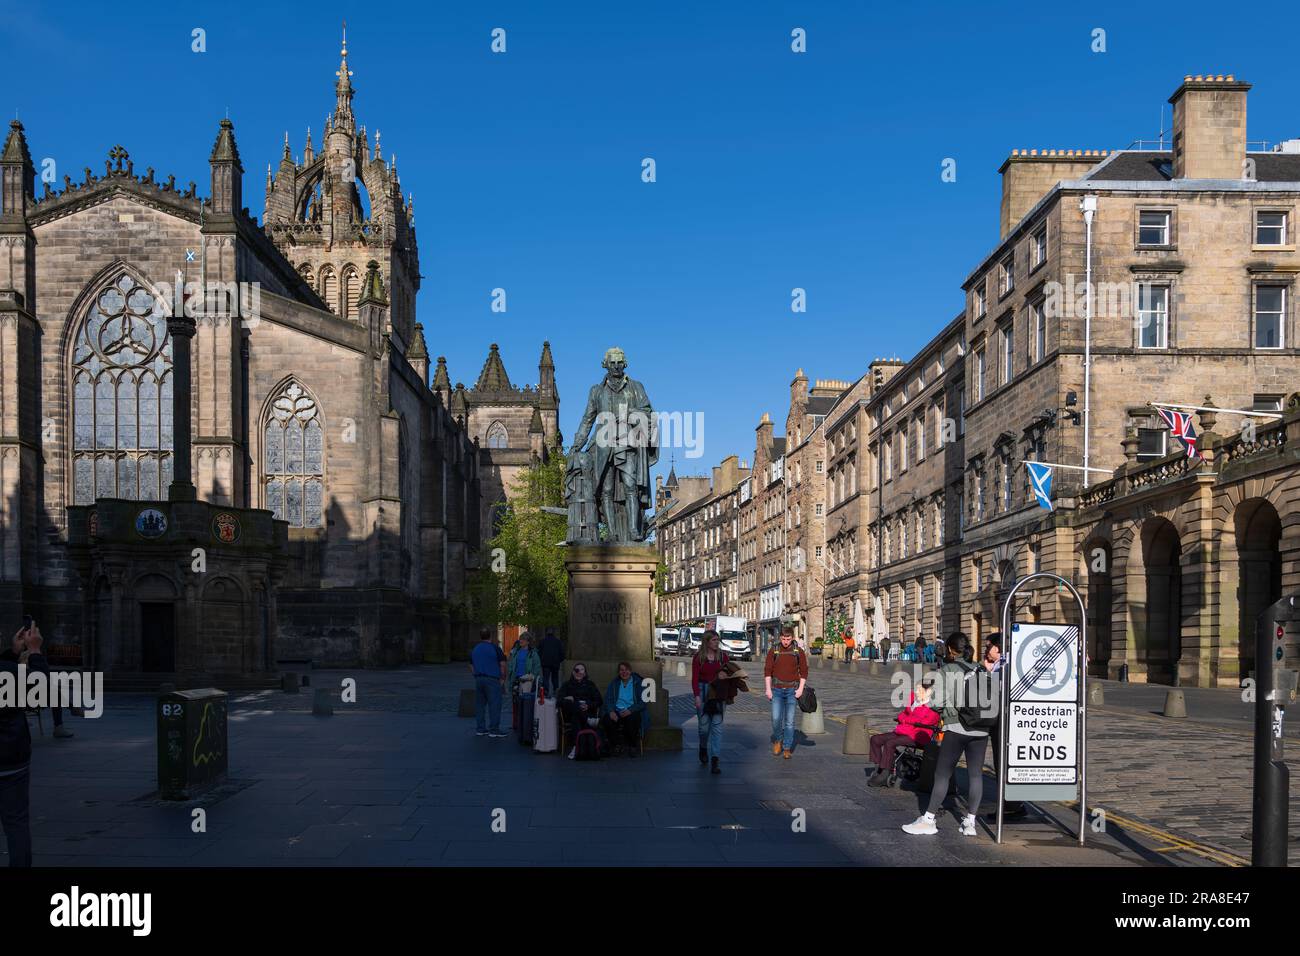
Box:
[1005,623,1082,801]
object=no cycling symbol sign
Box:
[1007,624,1081,788]
[1013,626,1077,702]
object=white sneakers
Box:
[902,812,979,836]
[902,813,938,835]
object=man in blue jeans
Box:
[469,627,509,738]
[763,625,808,759]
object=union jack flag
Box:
[1156,407,1202,460]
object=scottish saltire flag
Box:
[1026,461,1053,511]
[1156,407,1202,459]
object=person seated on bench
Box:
[558,663,603,756]
[600,662,646,757]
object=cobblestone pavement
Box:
[660,655,1298,865]
[11,661,1289,866]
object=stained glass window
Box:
[486,421,508,449]
[70,273,172,503]
[263,381,324,527]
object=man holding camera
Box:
[0,618,51,866]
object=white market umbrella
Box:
[852,599,866,645]
[872,599,889,644]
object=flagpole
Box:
[1020,460,1111,475]
[1081,195,1097,488]
[1149,401,1281,421]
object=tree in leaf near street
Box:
[468,450,569,631]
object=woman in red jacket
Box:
[867,681,940,786]
[691,630,728,774]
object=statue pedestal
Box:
[564,544,680,751]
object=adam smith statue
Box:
[566,347,658,544]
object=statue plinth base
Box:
[564,543,681,751]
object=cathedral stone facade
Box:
[436,341,561,547]
[0,38,490,679]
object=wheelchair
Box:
[885,722,943,788]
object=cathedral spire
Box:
[334,22,355,131]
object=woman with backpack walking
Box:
[691,630,729,775]
[902,632,992,837]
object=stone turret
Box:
[432,355,451,408]
[208,118,243,220]
[407,322,429,383]
[0,120,36,224]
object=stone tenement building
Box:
[780,372,851,648]
[949,73,1299,685]
[664,73,1300,687]
[658,373,848,653]
[0,38,487,678]
[654,456,747,627]
[747,413,787,650]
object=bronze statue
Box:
[566,347,658,543]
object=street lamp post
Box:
[1080,194,1097,488]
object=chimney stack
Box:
[998,150,1099,239]
[1169,75,1251,180]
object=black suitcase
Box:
[517,692,536,745]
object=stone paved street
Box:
[5,661,1292,867]
[664,655,1299,865]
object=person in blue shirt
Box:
[469,627,509,738]
[600,661,647,757]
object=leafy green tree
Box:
[468,451,569,630]
[825,608,850,644]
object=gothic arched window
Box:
[263,380,324,527]
[320,267,337,315]
[340,267,358,321]
[71,272,172,503]
[486,421,508,449]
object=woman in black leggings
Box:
[903,633,988,837]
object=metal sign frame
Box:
[996,571,1088,846]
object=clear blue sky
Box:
[6,1,1298,484]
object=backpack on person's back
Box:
[956,662,1000,730]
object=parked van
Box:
[654,627,680,655]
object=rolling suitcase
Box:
[533,696,558,753]
[517,692,536,745]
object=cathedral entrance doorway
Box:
[141,602,176,673]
